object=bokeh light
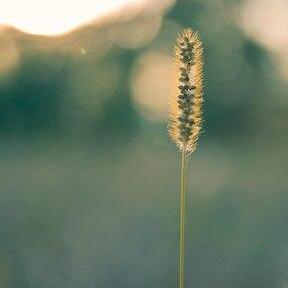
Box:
[238,0,288,54]
[238,0,288,83]
[131,51,172,122]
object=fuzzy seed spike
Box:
[169,28,204,154]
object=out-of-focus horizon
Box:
[0,0,288,287]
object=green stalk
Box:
[179,149,187,288]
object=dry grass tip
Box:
[169,28,204,154]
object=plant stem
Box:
[179,149,187,288]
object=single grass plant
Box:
[168,28,204,288]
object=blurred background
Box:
[0,0,288,287]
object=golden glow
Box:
[0,36,19,75]
[0,0,145,36]
[131,51,173,122]
[238,0,288,81]
[239,0,288,54]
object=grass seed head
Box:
[168,28,204,154]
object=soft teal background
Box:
[0,0,288,287]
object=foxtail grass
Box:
[168,28,204,288]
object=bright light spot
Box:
[0,0,146,36]
[131,51,173,122]
[238,0,288,54]
[238,0,288,81]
